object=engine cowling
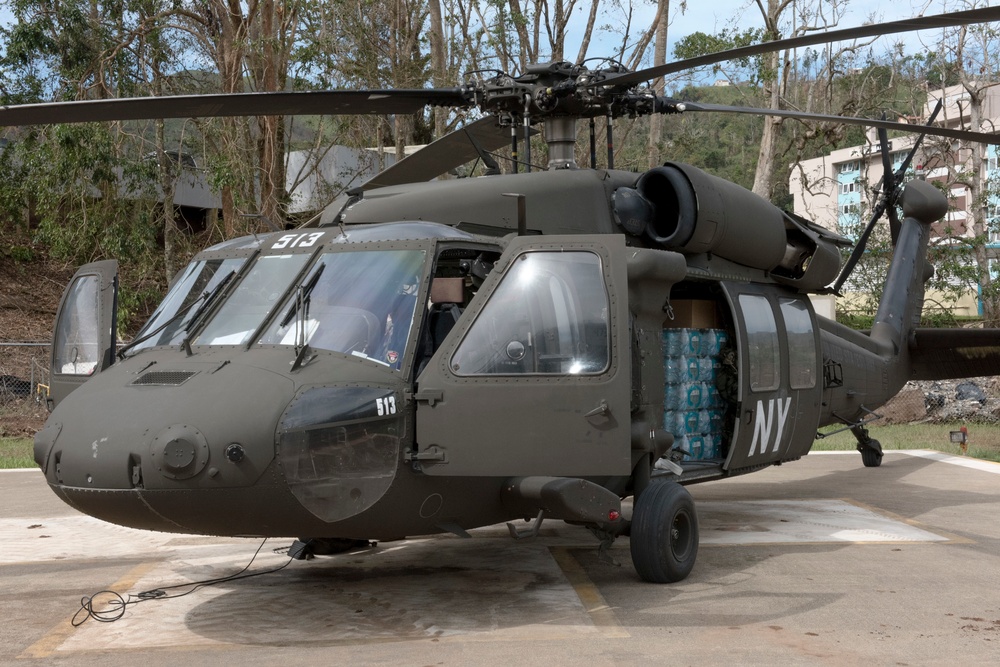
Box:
[613,162,787,271]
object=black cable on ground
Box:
[72,539,294,626]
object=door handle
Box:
[414,388,444,406]
[585,400,609,418]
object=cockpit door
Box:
[721,282,822,472]
[48,260,118,409]
[414,234,632,477]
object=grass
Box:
[1,436,36,469]
[3,423,999,470]
[813,422,1000,463]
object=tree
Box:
[173,0,265,238]
[646,0,671,169]
[0,0,173,322]
[925,9,1000,325]
[246,0,301,229]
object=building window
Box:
[837,160,860,174]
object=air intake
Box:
[131,370,198,386]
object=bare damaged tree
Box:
[647,0,671,169]
[246,0,300,229]
[175,1,257,238]
[930,14,1000,325]
[429,0,450,138]
[752,0,847,200]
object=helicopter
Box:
[7,6,1000,585]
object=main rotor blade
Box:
[0,89,470,127]
[605,6,1000,88]
[361,116,513,191]
[676,101,1000,145]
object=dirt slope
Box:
[0,241,74,436]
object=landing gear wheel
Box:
[290,537,372,559]
[861,441,883,468]
[629,480,699,583]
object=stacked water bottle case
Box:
[662,328,729,461]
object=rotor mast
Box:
[545,117,578,169]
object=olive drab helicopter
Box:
[8,6,1000,584]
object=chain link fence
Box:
[870,376,1000,457]
[0,342,50,436]
[878,377,1000,425]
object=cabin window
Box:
[450,251,609,376]
[779,298,817,389]
[53,274,102,376]
[739,294,779,392]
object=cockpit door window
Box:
[49,259,118,408]
[450,251,609,376]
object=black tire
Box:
[299,537,371,556]
[861,442,883,468]
[629,480,699,583]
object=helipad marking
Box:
[14,532,611,654]
[843,498,973,544]
[549,547,629,638]
[901,449,1000,474]
[699,499,947,545]
[19,561,159,660]
[809,449,1000,474]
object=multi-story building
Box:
[790,83,1000,318]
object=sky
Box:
[663,0,926,39]
[0,0,995,84]
[580,0,996,75]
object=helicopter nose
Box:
[35,357,295,493]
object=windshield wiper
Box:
[281,263,326,371]
[117,271,235,360]
[175,270,237,356]
[279,262,326,329]
[182,270,236,337]
[117,298,200,360]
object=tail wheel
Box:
[629,480,699,583]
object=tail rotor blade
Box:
[831,101,946,294]
[877,124,902,245]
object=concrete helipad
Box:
[2,450,999,665]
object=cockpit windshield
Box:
[129,257,246,353]
[259,249,427,368]
[194,254,311,346]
